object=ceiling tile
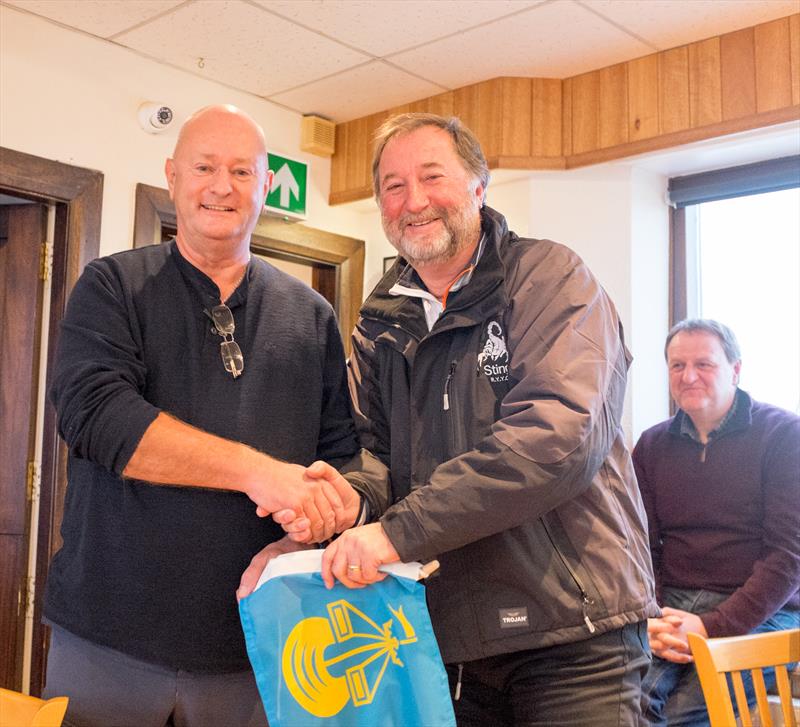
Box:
[2,0,184,37]
[113,0,370,96]
[256,0,544,56]
[269,61,446,121]
[586,0,800,50]
[388,0,654,88]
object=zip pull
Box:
[582,597,597,634]
[443,361,457,411]
[454,663,463,701]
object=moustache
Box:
[399,210,447,229]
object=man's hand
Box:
[236,536,311,602]
[647,607,708,663]
[320,522,400,589]
[272,461,363,543]
[247,460,347,542]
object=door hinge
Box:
[40,239,54,282]
[26,460,41,503]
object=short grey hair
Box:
[665,319,742,364]
[371,113,490,200]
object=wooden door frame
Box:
[133,183,364,352]
[0,146,103,694]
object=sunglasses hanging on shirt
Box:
[208,304,244,379]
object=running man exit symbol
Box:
[266,153,307,218]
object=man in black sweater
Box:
[43,105,368,726]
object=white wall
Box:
[629,168,670,439]
[0,5,364,258]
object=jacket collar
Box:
[360,206,510,337]
[668,388,753,441]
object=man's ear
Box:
[165,158,176,200]
[472,178,486,207]
[264,169,274,200]
[733,360,742,385]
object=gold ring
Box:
[347,564,361,571]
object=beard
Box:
[381,198,481,267]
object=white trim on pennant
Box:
[254,550,430,592]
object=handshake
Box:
[246,459,362,544]
[237,458,401,601]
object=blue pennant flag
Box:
[239,550,455,727]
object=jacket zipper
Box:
[443,361,468,455]
[541,519,597,634]
[454,663,463,701]
[443,361,456,410]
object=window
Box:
[670,156,800,412]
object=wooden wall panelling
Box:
[363,110,391,192]
[561,77,573,156]
[453,83,480,143]
[344,116,369,193]
[659,46,690,134]
[327,13,799,205]
[481,79,505,159]
[688,37,722,128]
[599,63,629,148]
[754,17,793,112]
[454,79,503,159]
[500,78,532,157]
[330,120,348,199]
[628,54,659,141]
[791,15,800,106]
[531,78,562,157]
[425,90,455,117]
[720,27,757,119]
[571,70,600,155]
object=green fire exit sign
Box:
[265,152,307,218]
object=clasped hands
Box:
[237,460,399,601]
[647,607,708,663]
[248,459,360,543]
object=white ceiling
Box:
[3,0,799,123]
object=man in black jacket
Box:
[44,105,366,726]
[277,113,658,726]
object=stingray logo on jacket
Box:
[478,321,509,384]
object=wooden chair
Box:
[688,629,800,727]
[0,687,68,727]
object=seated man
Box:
[634,318,800,726]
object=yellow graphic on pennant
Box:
[281,599,418,718]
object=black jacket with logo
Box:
[349,207,658,664]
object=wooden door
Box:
[0,203,46,689]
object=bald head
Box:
[173,105,267,167]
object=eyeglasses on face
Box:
[209,304,244,379]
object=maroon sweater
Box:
[633,390,800,637]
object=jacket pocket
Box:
[454,520,602,646]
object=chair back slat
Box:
[751,668,773,727]
[775,665,797,727]
[732,671,753,727]
[687,629,800,727]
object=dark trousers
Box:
[446,621,651,727]
[43,625,268,727]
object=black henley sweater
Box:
[45,240,358,672]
